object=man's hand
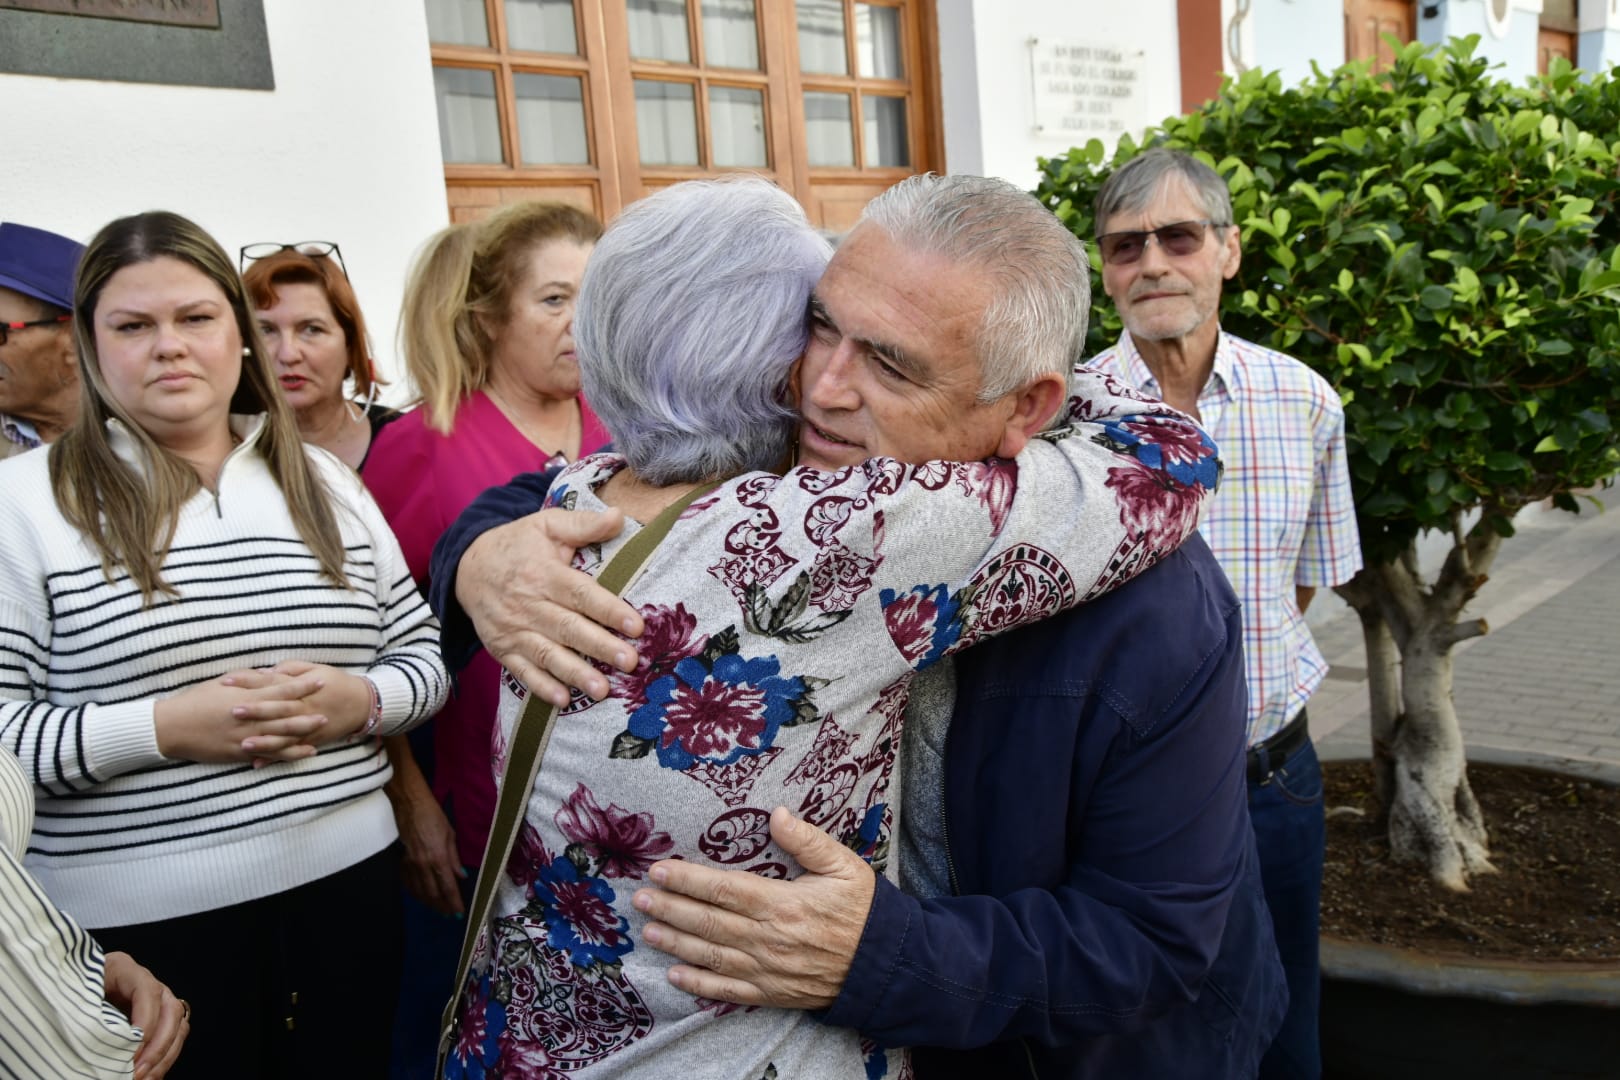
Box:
[103,951,187,1078]
[457,507,643,706]
[632,807,875,1010]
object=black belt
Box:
[1247,708,1310,784]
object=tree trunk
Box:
[1385,626,1495,891]
[1360,606,1402,820]
[1336,572,1402,821]
[1336,517,1506,890]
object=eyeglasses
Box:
[0,313,71,347]
[1096,220,1227,266]
[239,241,348,278]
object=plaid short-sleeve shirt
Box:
[1091,330,1362,746]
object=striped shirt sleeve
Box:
[0,747,141,1079]
[0,523,166,793]
[316,452,450,735]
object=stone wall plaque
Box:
[1028,37,1149,143]
[0,0,220,29]
[0,0,269,89]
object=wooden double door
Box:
[1344,0,1415,71]
[427,0,942,229]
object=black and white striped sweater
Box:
[0,416,449,928]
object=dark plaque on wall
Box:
[0,1,221,29]
[0,0,270,89]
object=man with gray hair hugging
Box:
[432,174,1286,1078]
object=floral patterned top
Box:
[448,368,1220,1080]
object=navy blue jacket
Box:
[431,476,1286,1079]
[823,535,1287,1078]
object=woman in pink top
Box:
[361,201,606,1080]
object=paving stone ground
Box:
[1307,496,1620,766]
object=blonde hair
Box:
[398,201,602,434]
[48,211,351,603]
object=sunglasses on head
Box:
[1097,220,1226,266]
[239,241,348,278]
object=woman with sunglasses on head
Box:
[242,243,400,470]
[360,201,608,1080]
[0,211,449,1078]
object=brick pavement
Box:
[1308,499,1620,766]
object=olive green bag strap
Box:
[437,481,718,1072]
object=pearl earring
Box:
[242,346,251,356]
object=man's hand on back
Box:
[632,807,875,1010]
[456,507,644,705]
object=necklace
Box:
[486,384,579,458]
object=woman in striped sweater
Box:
[0,212,449,1078]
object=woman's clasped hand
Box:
[152,663,374,765]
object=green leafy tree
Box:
[1035,38,1620,890]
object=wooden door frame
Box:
[433,0,946,224]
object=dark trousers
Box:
[1249,727,1326,1080]
[388,867,477,1080]
[95,845,403,1080]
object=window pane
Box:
[515,73,589,164]
[710,86,766,167]
[628,0,692,63]
[804,91,853,167]
[433,67,504,164]
[505,0,578,53]
[635,80,700,165]
[426,0,490,46]
[702,0,759,70]
[863,94,908,167]
[855,4,902,79]
[797,0,848,75]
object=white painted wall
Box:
[1248,0,1346,87]
[1578,0,1620,71]
[1222,0,1258,77]
[1419,0,1544,79]
[0,2,448,394]
[938,0,1182,190]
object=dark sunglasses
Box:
[0,313,71,347]
[1097,220,1226,266]
[239,241,348,278]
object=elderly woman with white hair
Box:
[443,176,1219,1079]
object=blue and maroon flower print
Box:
[610,604,709,711]
[1095,413,1220,553]
[530,854,635,969]
[628,652,808,771]
[447,971,506,1080]
[880,584,964,667]
[1099,414,1220,491]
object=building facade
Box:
[3,0,1616,386]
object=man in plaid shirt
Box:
[1089,149,1362,1080]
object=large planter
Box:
[1318,746,1620,1080]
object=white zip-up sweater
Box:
[0,415,449,928]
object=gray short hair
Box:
[1093,149,1234,235]
[576,177,832,485]
[855,173,1090,406]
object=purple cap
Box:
[0,222,85,311]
